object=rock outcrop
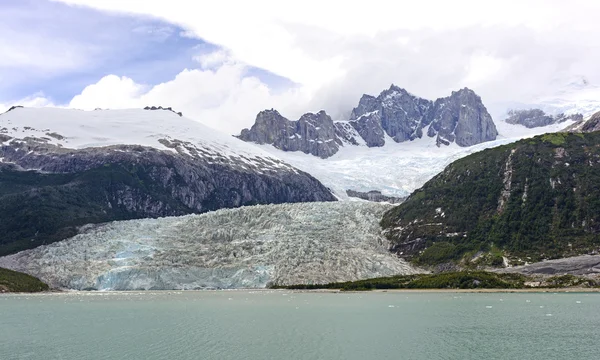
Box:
[238,109,341,158]
[143,105,183,117]
[346,190,405,204]
[505,109,583,128]
[565,111,600,133]
[239,85,498,157]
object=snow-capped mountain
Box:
[0,106,335,256]
[253,118,579,200]
[238,85,498,158]
[0,202,420,290]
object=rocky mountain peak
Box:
[427,87,498,147]
[238,110,340,158]
[239,85,498,157]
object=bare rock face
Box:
[565,111,600,133]
[347,111,386,147]
[505,108,583,128]
[239,85,498,157]
[238,109,340,158]
[350,86,432,144]
[427,88,498,147]
[346,190,405,204]
[0,139,336,256]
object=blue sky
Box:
[0,0,292,106]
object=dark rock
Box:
[238,85,498,157]
[350,85,432,144]
[506,109,583,128]
[565,111,600,133]
[0,139,336,256]
[348,111,386,147]
[346,190,405,204]
[238,109,340,158]
[426,88,498,147]
[144,106,183,117]
[3,106,23,114]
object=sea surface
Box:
[1,290,599,360]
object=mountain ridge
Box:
[239,85,498,158]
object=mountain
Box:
[238,109,341,159]
[0,202,419,290]
[0,107,335,256]
[381,132,600,267]
[564,110,600,133]
[239,85,498,158]
[505,108,583,128]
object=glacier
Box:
[256,119,579,199]
[0,202,420,290]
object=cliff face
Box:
[238,110,341,158]
[564,111,600,133]
[239,86,498,157]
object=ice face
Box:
[0,202,421,290]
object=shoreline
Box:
[3,287,600,295]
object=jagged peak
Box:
[257,108,283,116]
[298,110,332,123]
[380,84,411,98]
[449,87,480,99]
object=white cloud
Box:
[67,61,311,134]
[193,49,233,69]
[44,0,600,126]
[0,94,55,114]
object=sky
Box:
[2,0,600,134]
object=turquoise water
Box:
[1,291,599,360]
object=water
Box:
[1,291,599,360]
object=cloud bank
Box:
[4,0,600,134]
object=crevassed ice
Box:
[0,202,420,290]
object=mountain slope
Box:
[0,202,420,290]
[0,107,335,255]
[564,111,600,133]
[0,267,49,293]
[381,132,600,266]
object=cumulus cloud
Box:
[67,60,311,134]
[0,94,55,113]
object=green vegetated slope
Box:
[0,267,49,292]
[273,271,600,291]
[0,163,193,256]
[381,132,600,266]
